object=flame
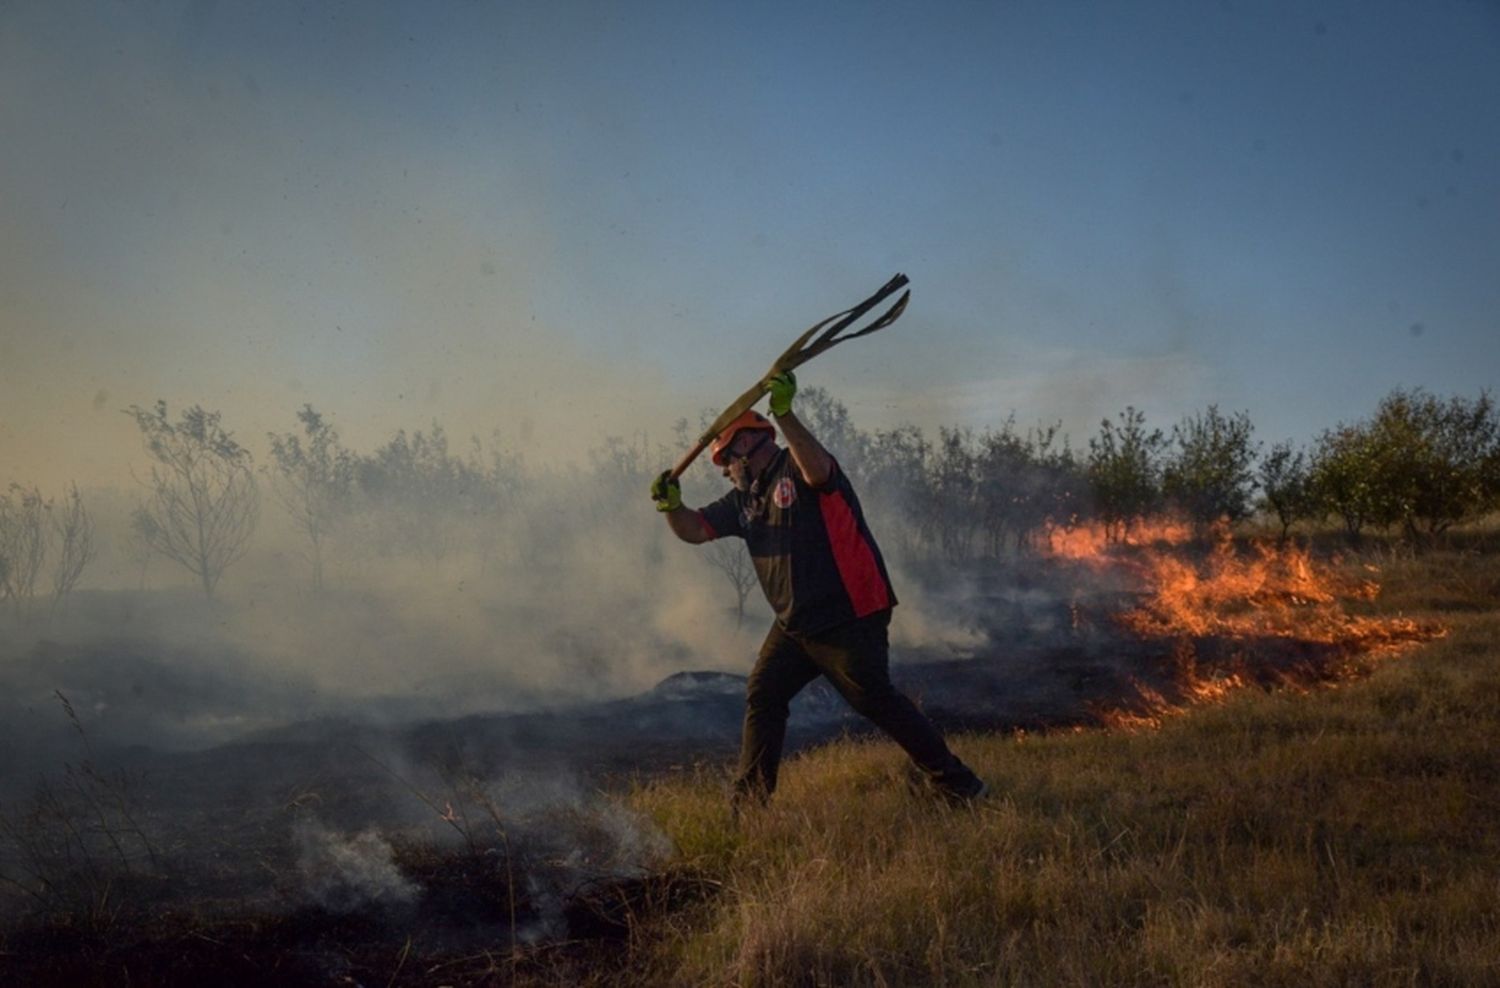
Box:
[1117,533,1436,649]
[1045,518,1194,562]
[1044,519,1447,731]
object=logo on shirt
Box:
[772,476,797,509]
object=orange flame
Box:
[1117,533,1435,649]
[1045,518,1194,562]
[1046,519,1447,730]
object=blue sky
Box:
[2,0,1497,488]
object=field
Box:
[1,531,1497,986]
[619,542,1500,987]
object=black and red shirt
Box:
[699,449,897,635]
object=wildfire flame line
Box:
[1044,519,1448,731]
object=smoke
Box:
[0,348,1155,769]
[281,761,672,944]
[0,389,1131,769]
[0,452,763,759]
[886,562,989,657]
[292,819,418,914]
[472,769,673,943]
[484,770,673,873]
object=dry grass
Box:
[3,537,1495,985]
[619,545,1500,986]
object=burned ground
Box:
[0,541,1445,985]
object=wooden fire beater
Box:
[667,273,911,481]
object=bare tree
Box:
[50,483,97,614]
[0,484,49,620]
[268,405,354,589]
[705,539,758,630]
[127,401,260,599]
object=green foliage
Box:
[838,415,1087,560]
[1366,388,1500,539]
[1309,422,1388,540]
[1257,441,1315,543]
[1163,406,1259,530]
[1087,407,1166,539]
[1309,389,1499,544]
[925,427,979,559]
[975,419,1083,553]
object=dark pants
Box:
[732,610,982,804]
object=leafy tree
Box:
[925,428,979,559]
[1366,388,1500,540]
[857,425,931,555]
[858,425,929,495]
[1025,426,1086,542]
[973,419,1086,554]
[973,420,1032,555]
[1087,407,1166,540]
[1308,422,1390,544]
[127,401,260,599]
[268,405,355,589]
[1308,389,1500,545]
[1162,406,1259,531]
[1257,441,1315,545]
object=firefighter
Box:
[651,371,987,810]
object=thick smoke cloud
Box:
[0,381,1086,770]
[1,430,765,767]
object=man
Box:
[650,371,987,808]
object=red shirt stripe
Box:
[818,490,891,617]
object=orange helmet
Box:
[710,410,777,466]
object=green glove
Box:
[650,470,682,512]
[767,370,797,417]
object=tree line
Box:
[2,387,1495,606]
[776,386,1499,556]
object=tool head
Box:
[709,409,777,466]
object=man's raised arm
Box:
[767,372,833,487]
